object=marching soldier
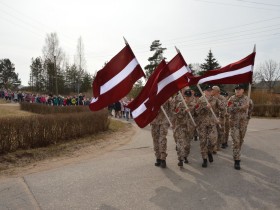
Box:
[151,100,172,168]
[195,85,219,168]
[211,86,226,153]
[227,84,253,170]
[172,90,196,167]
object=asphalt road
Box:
[0,118,280,210]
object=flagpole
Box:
[174,46,196,126]
[247,44,255,115]
[123,36,128,45]
[197,84,221,127]
[161,106,173,127]
[178,91,197,127]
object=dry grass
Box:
[0,119,128,175]
[0,104,36,118]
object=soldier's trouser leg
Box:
[207,124,218,154]
[198,125,208,159]
[230,119,248,160]
[158,124,169,160]
[174,126,187,160]
[151,125,160,159]
[224,117,230,144]
[218,118,225,148]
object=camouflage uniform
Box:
[224,109,230,146]
[214,95,226,151]
[151,101,171,161]
[227,95,253,160]
[195,96,219,159]
[172,97,196,162]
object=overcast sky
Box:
[1,0,280,86]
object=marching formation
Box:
[151,84,253,170]
[89,40,256,171]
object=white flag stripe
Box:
[157,65,188,94]
[132,98,148,118]
[198,65,252,84]
[91,97,98,103]
[100,58,138,95]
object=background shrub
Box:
[253,104,280,117]
[0,110,109,154]
[20,102,91,114]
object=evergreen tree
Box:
[144,40,166,79]
[29,57,45,92]
[80,72,92,92]
[0,59,21,89]
[128,79,143,99]
[199,50,221,75]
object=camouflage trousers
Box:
[173,125,193,160]
[230,119,248,160]
[215,118,225,151]
[198,123,217,159]
[224,116,230,144]
[151,124,169,160]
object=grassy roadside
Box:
[0,119,128,176]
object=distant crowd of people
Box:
[108,97,133,121]
[0,89,91,106]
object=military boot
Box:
[221,143,227,149]
[234,160,241,170]
[208,152,213,163]
[178,160,183,167]
[184,157,189,164]
[155,159,161,167]
[202,159,208,168]
[161,160,166,168]
[194,136,198,141]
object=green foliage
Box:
[0,59,21,89]
[144,40,166,79]
[128,79,144,99]
[29,57,45,92]
[199,50,221,75]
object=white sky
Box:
[1,0,280,86]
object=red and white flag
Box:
[89,44,145,111]
[189,52,256,85]
[127,60,167,128]
[145,52,193,110]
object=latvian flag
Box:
[189,52,256,85]
[145,52,193,111]
[89,44,145,111]
[127,60,167,128]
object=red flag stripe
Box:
[100,58,138,94]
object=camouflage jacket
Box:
[172,97,196,126]
[195,95,219,125]
[227,95,254,120]
[214,94,227,119]
[150,101,172,125]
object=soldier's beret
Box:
[204,85,212,91]
[184,90,192,97]
[234,84,246,90]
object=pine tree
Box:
[0,59,21,89]
[29,57,45,92]
[144,40,166,79]
[199,50,221,75]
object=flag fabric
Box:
[127,60,167,128]
[145,52,193,110]
[189,52,256,85]
[89,44,145,111]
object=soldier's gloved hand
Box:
[206,103,212,109]
[185,108,190,113]
[216,119,221,124]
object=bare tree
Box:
[75,36,86,72]
[42,32,64,95]
[255,60,280,91]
